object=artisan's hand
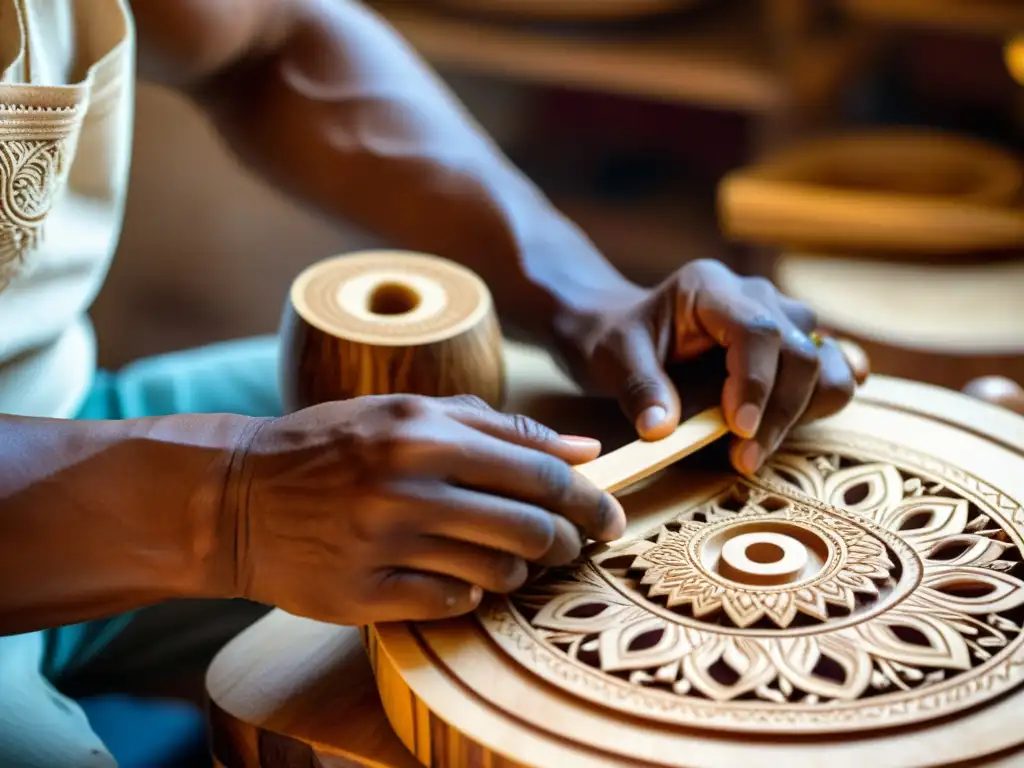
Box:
[570,260,858,475]
[223,395,625,625]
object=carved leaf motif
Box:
[921,535,1012,568]
[854,612,973,671]
[683,637,775,701]
[770,635,874,701]
[878,497,969,547]
[919,566,1024,616]
[763,454,827,497]
[596,617,703,672]
[821,463,906,522]
[530,590,635,634]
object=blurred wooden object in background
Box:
[963,375,1024,416]
[428,0,703,21]
[774,254,1024,393]
[719,128,1024,256]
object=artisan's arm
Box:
[0,414,245,635]
[131,0,645,353]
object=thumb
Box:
[604,328,680,441]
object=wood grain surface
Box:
[279,251,504,412]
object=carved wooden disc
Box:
[368,375,1024,766]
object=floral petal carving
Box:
[763,454,827,497]
[920,535,1013,568]
[597,617,700,672]
[822,463,905,522]
[771,635,874,701]
[919,566,1024,615]
[683,637,775,701]
[879,496,969,547]
[531,591,631,634]
[854,612,973,671]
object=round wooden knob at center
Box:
[278,250,505,412]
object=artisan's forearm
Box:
[0,413,245,635]
[143,0,644,347]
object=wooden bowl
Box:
[774,253,1024,392]
[279,250,504,412]
[719,129,1024,255]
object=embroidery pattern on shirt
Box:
[0,103,80,291]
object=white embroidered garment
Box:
[0,0,133,417]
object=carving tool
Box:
[574,407,729,494]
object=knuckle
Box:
[740,314,782,344]
[515,509,557,560]
[346,424,416,472]
[787,301,818,331]
[784,334,822,371]
[534,456,576,505]
[684,257,730,280]
[488,555,528,593]
[510,412,557,444]
[743,276,778,298]
[384,394,432,422]
[448,393,492,412]
[619,373,665,404]
[741,376,773,405]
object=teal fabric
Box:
[40,335,283,681]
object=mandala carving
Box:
[0,132,74,289]
[478,434,1024,734]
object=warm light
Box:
[1007,35,1024,86]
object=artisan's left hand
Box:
[568,259,860,475]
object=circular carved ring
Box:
[478,434,1024,735]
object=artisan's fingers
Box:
[440,394,602,464]
[731,323,819,474]
[369,569,482,623]
[433,428,625,542]
[695,290,783,442]
[392,537,529,595]
[800,337,857,424]
[394,482,583,566]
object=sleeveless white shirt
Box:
[0,0,133,418]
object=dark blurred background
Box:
[92,0,1023,376]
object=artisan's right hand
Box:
[218,394,625,626]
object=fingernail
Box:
[739,441,764,474]
[468,585,483,605]
[735,403,762,438]
[560,435,601,449]
[636,406,668,435]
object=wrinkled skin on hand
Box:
[224,394,625,625]
[567,260,859,475]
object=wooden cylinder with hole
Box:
[719,129,1024,255]
[279,250,505,412]
[775,253,1024,392]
